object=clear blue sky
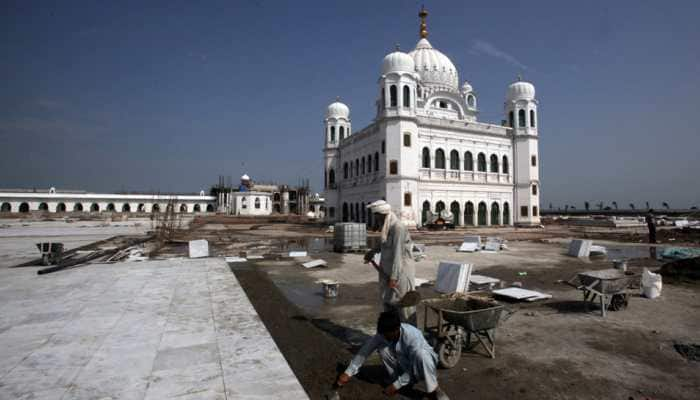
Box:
[2,0,698,209]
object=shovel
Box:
[322,382,342,400]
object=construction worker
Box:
[337,311,449,400]
[364,200,416,325]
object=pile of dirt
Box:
[659,257,700,281]
[232,266,388,399]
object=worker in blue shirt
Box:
[337,311,449,399]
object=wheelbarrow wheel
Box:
[609,294,628,311]
[437,335,462,369]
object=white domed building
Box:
[322,7,540,227]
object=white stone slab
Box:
[493,287,552,301]
[415,278,430,287]
[246,255,264,259]
[484,241,501,252]
[289,251,308,257]
[188,239,209,258]
[589,245,607,256]
[302,259,327,269]
[458,243,479,252]
[435,261,472,294]
[225,256,247,263]
[470,274,501,285]
[568,239,592,257]
[463,235,481,245]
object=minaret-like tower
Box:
[323,98,350,222]
[506,76,540,226]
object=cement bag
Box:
[641,268,662,299]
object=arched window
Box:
[123,203,132,212]
[450,150,460,170]
[339,126,345,140]
[206,204,214,212]
[355,159,359,176]
[477,153,487,172]
[532,184,537,195]
[56,203,66,212]
[422,147,430,168]
[151,204,159,213]
[450,201,460,226]
[361,157,365,175]
[478,202,487,226]
[518,109,526,127]
[404,192,412,206]
[464,202,475,226]
[367,154,372,173]
[509,111,514,127]
[374,151,379,171]
[39,202,48,211]
[502,156,509,174]
[344,163,348,179]
[178,204,186,213]
[533,206,538,216]
[107,203,115,212]
[435,149,445,169]
[464,151,473,171]
[90,203,100,212]
[503,202,510,225]
[330,126,335,142]
[19,202,29,213]
[390,85,397,107]
[530,110,536,127]
[491,202,500,225]
[467,95,475,108]
[193,204,201,212]
[255,198,261,209]
[403,85,410,107]
[436,201,446,214]
[329,169,335,185]
[422,201,431,225]
[490,154,499,173]
[1,203,12,212]
[74,203,84,212]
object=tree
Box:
[662,202,670,210]
[629,203,635,210]
[584,201,590,211]
[612,201,618,210]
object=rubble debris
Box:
[188,239,209,258]
[302,259,327,269]
[492,287,552,302]
[673,343,700,361]
[36,242,64,266]
[568,239,593,257]
[435,261,472,294]
[659,256,700,281]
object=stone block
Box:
[568,239,592,257]
[188,240,209,258]
[435,261,472,294]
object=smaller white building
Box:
[230,191,273,216]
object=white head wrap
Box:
[367,200,396,242]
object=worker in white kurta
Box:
[365,200,416,325]
[337,311,449,399]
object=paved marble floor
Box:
[0,258,309,400]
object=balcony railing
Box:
[419,168,511,184]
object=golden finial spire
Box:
[419,5,429,39]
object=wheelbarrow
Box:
[421,294,504,368]
[564,269,638,317]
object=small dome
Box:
[326,101,350,119]
[409,38,459,91]
[507,79,536,101]
[381,50,415,75]
[241,174,250,181]
[461,81,473,93]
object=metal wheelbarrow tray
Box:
[422,295,504,367]
[566,269,639,317]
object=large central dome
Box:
[408,38,459,92]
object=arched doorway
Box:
[90,203,99,212]
[478,202,487,226]
[180,204,187,213]
[450,201,460,226]
[503,202,510,225]
[122,203,131,213]
[138,204,146,212]
[206,204,214,212]
[1,203,11,212]
[193,204,201,212]
[107,203,115,212]
[56,203,66,212]
[491,202,500,225]
[39,202,49,211]
[152,204,160,213]
[73,203,83,212]
[422,201,431,225]
[342,203,348,222]
[19,203,30,213]
[464,202,474,226]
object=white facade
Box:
[230,191,273,216]
[322,8,541,227]
[0,188,216,214]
